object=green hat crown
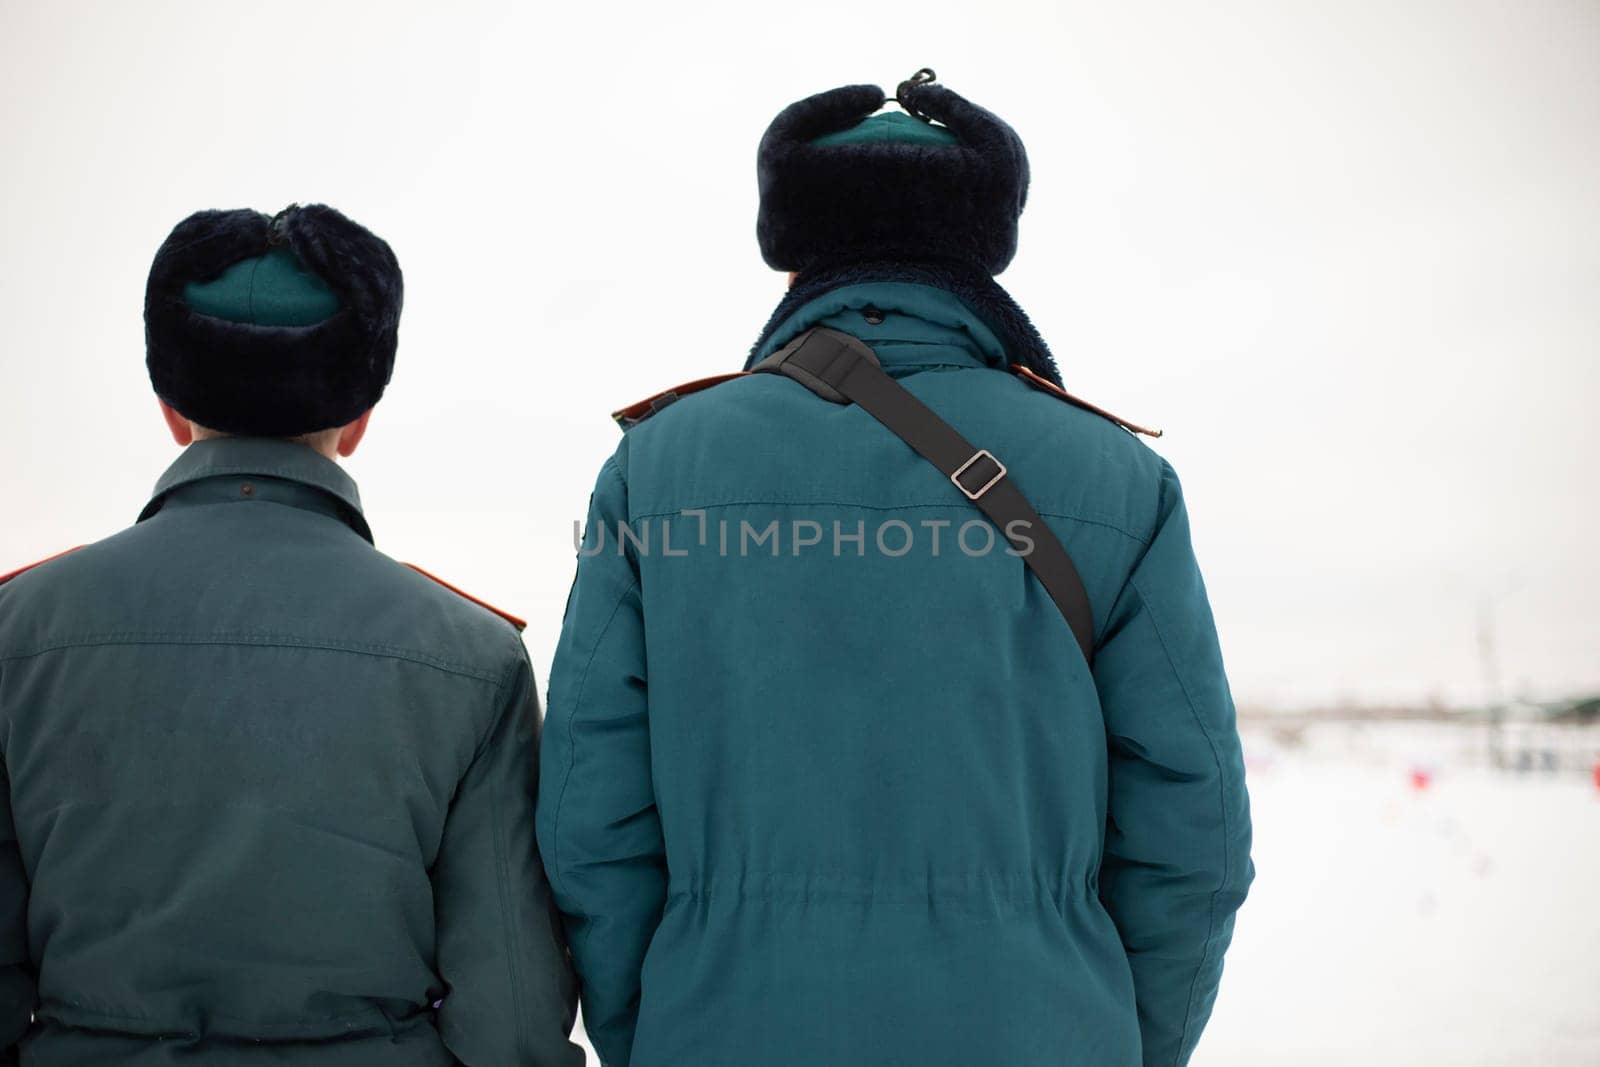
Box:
[183,245,341,327]
[811,110,959,148]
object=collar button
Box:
[240,482,255,497]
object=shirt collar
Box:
[138,437,372,543]
[753,281,1009,371]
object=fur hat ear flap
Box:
[761,84,888,145]
[895,82,1030,214]
[277,204,403,344]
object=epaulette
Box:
[1011,365,1163,438]
[612,372,749,429]
[402,563,527,632]
[0,545,86,588]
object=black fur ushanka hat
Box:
[145,204,402,438]
[757,72,1030,275]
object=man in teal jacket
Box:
[0,205,583,1065]
[540,74,1252,1066]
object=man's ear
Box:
[158,399,194,446]
[337,409,374,458]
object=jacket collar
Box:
[746,260,1064,386]
[752,282,1007,373]
[138,437,372,543]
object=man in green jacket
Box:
[0,205,583,1065]
[539,73,1253,1066]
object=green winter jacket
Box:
[0,438,583,1066]
[539,282,1253,1067]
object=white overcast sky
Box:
[1,0,1594,710]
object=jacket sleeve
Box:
[0,762,32,1064]
[1094,460,1254,1067]
[432,647,585,1067]
[537,456,664,1067]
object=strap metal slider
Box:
[951,449,1006,500]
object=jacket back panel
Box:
[0,487,521,1064]
[578,364,1165,1065]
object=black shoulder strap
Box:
[753,327,1096,665]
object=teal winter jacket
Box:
[539,282,1253,1067]
[0,438,583,1066]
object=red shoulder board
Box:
[1012,365,1163,438]
[402,563,527,632]
[612,372,749,429]
[0,545,86,587]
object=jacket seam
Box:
[1130,573,1231,1066]
[475,655,528,757]
[627,499,1150,545]
[35,999,405,1031]
[547,579,640,899]
[0,632,507,686]
[666,878,1092,903]
[597,455,629,499]
[485,701,532,1056]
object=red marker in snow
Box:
[1409,766,1433,791]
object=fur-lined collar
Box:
[747,261,1063,387]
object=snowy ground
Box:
[1194,750,1600,1066]
[570,727,1600,1065]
